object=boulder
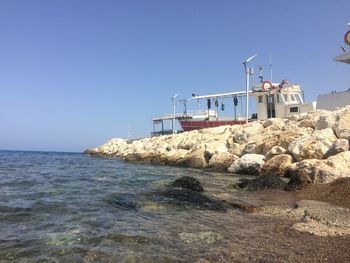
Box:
[285,151,350,190]
[325,151,350,180]
[262,118,287,130]
[170,176,204,192]
[228,142,247,157]
[260,154,293,177]
[334,107,350,140]
[288,128,337,161]
[265,146,286,160]
[208,152,238,171]
[228,154,265,175]
[284,159,335,190]
[204,142,228,158]
[232,122,264,144]
[324,139,349,158]
[260,129,311,155]
[299,119,316,129]
[316,111,337,130]
[177,149,208,169]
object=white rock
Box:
[334,107,350,140]
[228,154,265,175]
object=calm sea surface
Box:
[0,150,349,262]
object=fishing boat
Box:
[151,78,316,136]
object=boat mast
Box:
[269,49,273,82]
[243,54,257,124]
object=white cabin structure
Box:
[251,83,316,120]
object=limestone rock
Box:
[228,142,247,157]
[208,152,238,171]
[285,159,336,190]
[86,106,350,177]
[325,151,350,180]
[324,139,349,158]
[260,154,293,177]
[228,154,265,175]
[177,149,208,169]
[299,119,316,129]
[334,107,350,140]
[288,128,337,161]
[204,142,228,158]
[265,146,286,160]
[260,129,310,155]
[316,111,337,130]
[232,122,264,144]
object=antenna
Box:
[269,50,272,80]
[127,126,131,140]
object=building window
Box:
[258,96,263,103]
[290,106,299,113]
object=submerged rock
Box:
[159,188,227,212]
[170,176,204,192]
[179,231,223,245]
[291,200,350,236]
[235,174,287,191]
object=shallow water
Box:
[0,150,349,262]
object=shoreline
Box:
[86,106,350,239]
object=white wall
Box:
[317,91,350,111]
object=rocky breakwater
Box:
[86,106,350,189]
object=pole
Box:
[172,93,180,134]
[244,63,249,124]
[172,98,175,134]
[270,49,273,82]
[242,54,257,124]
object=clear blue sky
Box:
[0,0,349,152]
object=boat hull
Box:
[179,119,252,131]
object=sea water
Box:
[0,150,348,262]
